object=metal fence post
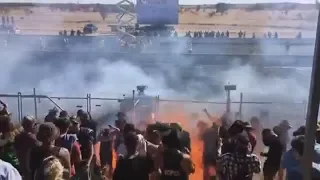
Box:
[132,90,135,123]
[303,8,320,180]
[33,88,38,119]
[19,92,23,121]
[17,92,23,123]
[239,93,243,120]
[86,94,89,113]
[17,92,21,123]
[89,93,92,113]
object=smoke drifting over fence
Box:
[0,33,313,127]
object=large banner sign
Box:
[136,0,179,25]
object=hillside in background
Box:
[0,2,317,37]
[0,2,316,13]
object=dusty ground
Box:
[0,6,318,37]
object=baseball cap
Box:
[243,121,254,130]
[293,125,306,136]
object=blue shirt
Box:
[282,143,320,180]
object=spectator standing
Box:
[14,115,41,180]
[54,117,81,177]
[113,131,154,180]
[69,116,94,180]
[0,115,20,171]
[217,132,261,180]
[29,123,71,179]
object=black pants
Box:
[263,164,279,180]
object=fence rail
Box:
[0,88,308,123]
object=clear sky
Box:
[0,0,315,4]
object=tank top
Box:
[160,149,188,180]
[30,146,61,179]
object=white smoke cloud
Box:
[0,33,313,127]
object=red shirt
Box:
[70,141,81,176]
[247,130,257,153]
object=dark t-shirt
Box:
[263,135,283,168]
[113,154,154,180]
[80,121,97,144]
[77,127,94,159]
[161,149,188,180]
[180,131,191,154]
[14,132,41,176]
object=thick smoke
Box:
[0,33,313,127]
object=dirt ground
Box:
[0,6,318,38]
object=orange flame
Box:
[157,105,207,180]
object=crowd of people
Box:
[0,99,320,180]
[185,30,304,39]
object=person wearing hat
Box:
[293,125,306,137]
[243,122,257,153]
[14,115,41,179]
[44,108,59,123]
[273,120,292,152]
[159,128,195,180]
[261,128,283,180]
[217,132,261,180]
[69,116,95,180]
[169,122,191,154]
[28,122,71,179]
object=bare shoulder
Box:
[59,147,70,156]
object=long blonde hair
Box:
[43,156,64,180]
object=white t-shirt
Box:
[116,134,147,157]
[0,159,22,180]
